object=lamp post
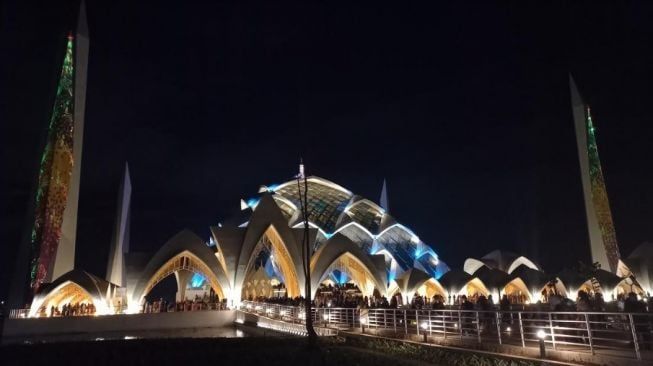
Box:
[537,329,546,358]
[360,317,367,334]
[421,322,428,342]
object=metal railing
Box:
[8,309,30,319]
[240,301,652,361]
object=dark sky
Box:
[2,1,653,300]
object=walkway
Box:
[240,300,652,363]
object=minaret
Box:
[380,179,390,212]
[298,158,305,179]
[106,163,131,287]
[50,0,89,282]
[570,75,621,273]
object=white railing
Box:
[240,301,652,361]
[8,309,30,319]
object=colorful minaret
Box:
[27,1,89,293]
[570,75,621,273]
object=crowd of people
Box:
[142,293,227,313]
[37,302,96,317]
[251,285,653,315]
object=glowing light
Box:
[247,198,260,208]
[323,314,329,321]
[506,326,511,332]
[411,235,420,244]
[537,330,546,339]
[267,183,280,192]
[190,273,206,288]
[420,322,428,330]
[124,336,136,340]
[359,317,367,325]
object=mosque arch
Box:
[414,278,447,299]
[310,233,386,299]
[502,277,532,304]
[313,251,385,298]
[507,256,540,274]
[140,250,225,301]
[131,230,230,305]
[463,278,490,298]
[240,225,302,298]
[28,269,115,317]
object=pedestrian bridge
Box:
[239,300,652,363]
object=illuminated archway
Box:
[30,281,103,317]
[463,278,490,298]
[242,226,301,298]
[141,250,225,302]
[503,278,532,304]
[316,252,383,298]
[415,278,447,299]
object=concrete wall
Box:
[2,310,236,342]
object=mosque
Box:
[9,2,652,318]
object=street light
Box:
[537,329,546,358]
[421,322,428,342]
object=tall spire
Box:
[570,74,621,273]
[50,0,89,283]
[380,179,389,212]
[297,158,305,179]
[106,163,131,287]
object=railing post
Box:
[384,309,387,329]
[475,311,481,343]
[428,310,432,336]
[584,313,594,355]
[416,311,420,336]
[496,311,502,345]
[458,311,463,340]
[443,310,447,339]
[628,313,641,361]
[548,313,556,350]
[393,309,397,334]
[518,312,525,348]
[404,310,408,336]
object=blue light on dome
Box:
[246,197,260,208]
[267,183,280,192]
[190,273,206,288]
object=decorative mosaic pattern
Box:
[585,107,621,272]
[29,36,76,293]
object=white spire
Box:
[380,178,389,212]
[297,158,305,179]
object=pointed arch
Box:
[310,233,386,298]
[463,278,490,297]
[507,256,540,274]
[139,250,225,300]
[415,278,447,299]
[503,277,533,304]
[241,225,302,298]
[131,230,230,305]
[29,270,116,317]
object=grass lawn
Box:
[1,336,445,366]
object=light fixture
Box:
[360,317,367,325]
[537,329,546,339]
[506,326,511,332]
[420,322,428,330]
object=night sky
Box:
[2,1,653,300]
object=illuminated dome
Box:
[243,176,449,280]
